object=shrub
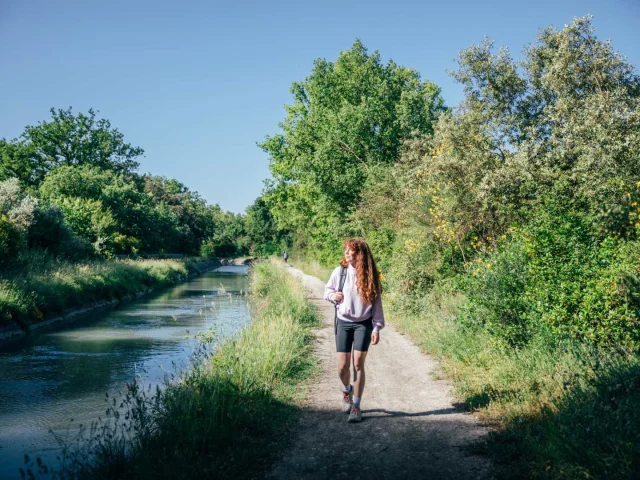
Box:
[459,236,533,345]
[28,203,89,259]
[0,216,21,265]
[460,201,640,349]
[0,281,33,328]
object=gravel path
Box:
[269,264,494,480]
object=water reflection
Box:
[0,266,250,479]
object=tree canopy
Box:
[259,39,445,259]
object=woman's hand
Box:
[371,332,380,345]
[331,292,344,302]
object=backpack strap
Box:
[334,266,347,334]
[338,265,347,292]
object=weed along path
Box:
[270,265,493,480]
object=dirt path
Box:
[269,265,494,480]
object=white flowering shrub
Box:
[0,178,37,231]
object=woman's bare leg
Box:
[352,350,368,398]
[336,352,351,387]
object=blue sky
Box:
[1,0,638,213]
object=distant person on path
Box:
[324,239,385,422]
[283,250,288,263]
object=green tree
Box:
[0,178,37,263]
[201,209,247,257]
[143,175,215,254]
[0,108,143,187]
[359,16,640,347]
[259,40,445,258]
[40,165,148,254]
[244,196,288,255]
[448,16,640,219]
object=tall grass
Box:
[43,259,319,479]
[387,288,640,479]
[286,250,333,282]
[0,251,199,329]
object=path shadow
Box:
[270,404,492,480]
[363,407,459,418]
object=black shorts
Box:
[335,318,373,353]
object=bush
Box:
[0,281,34,328]
[459,236,533,346]
[459,201,640,349]
[387,231,442,296]
[0,216,21,265]
[0,178,38,263]
[28,203,88,259]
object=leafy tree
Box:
[55,197,117,255]
[40,165,149,254]
[0,178,37,263]
[0,108,143,187]
[244,195,289,254]
[201,209,247,257]
[0,140,41,186]
[28,203,88,258]
[447,16,640,223]
[259,40,445,257]
[143,175,215,254]
[353,16,640,348]
[0,178,37,232]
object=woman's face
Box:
[344,246,355,264]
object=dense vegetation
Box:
[37,260,318,479]
[5,13,640,478]
[0,109,285,329]
[258,17,640,477]
[0,108,252,261]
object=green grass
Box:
[0,252,205,330]
[386,288,640,479]
[45,258,319,479]
[286,251,333,283]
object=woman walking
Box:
[324,239,385,423]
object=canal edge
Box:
[0,258,254,350]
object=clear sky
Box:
[1,0,638,213]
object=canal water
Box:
[0,265,251,479]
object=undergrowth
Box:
[387,288,640,479]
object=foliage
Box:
[0,178,37,263]
[0,177,37,231]
[244,196,288,256]
[0,216,21,265]
[0,108,142,187]
[260,39,445,259]
[143,175,219,255]
[200,209,248,258]
[1,108,248,260]
[260,18,640,476]
[28,203,88,258]
[387,289,640,479]
[351,17,640,349]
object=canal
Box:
[0,265,251,479]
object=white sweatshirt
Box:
[323,264,385,333]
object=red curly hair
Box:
[339,239,382,304]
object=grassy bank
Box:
[0,253,210,331]
[47,258,318,479]
[387,289,640,479]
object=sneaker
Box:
[348,405,362,423]
[341,386,353,413]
